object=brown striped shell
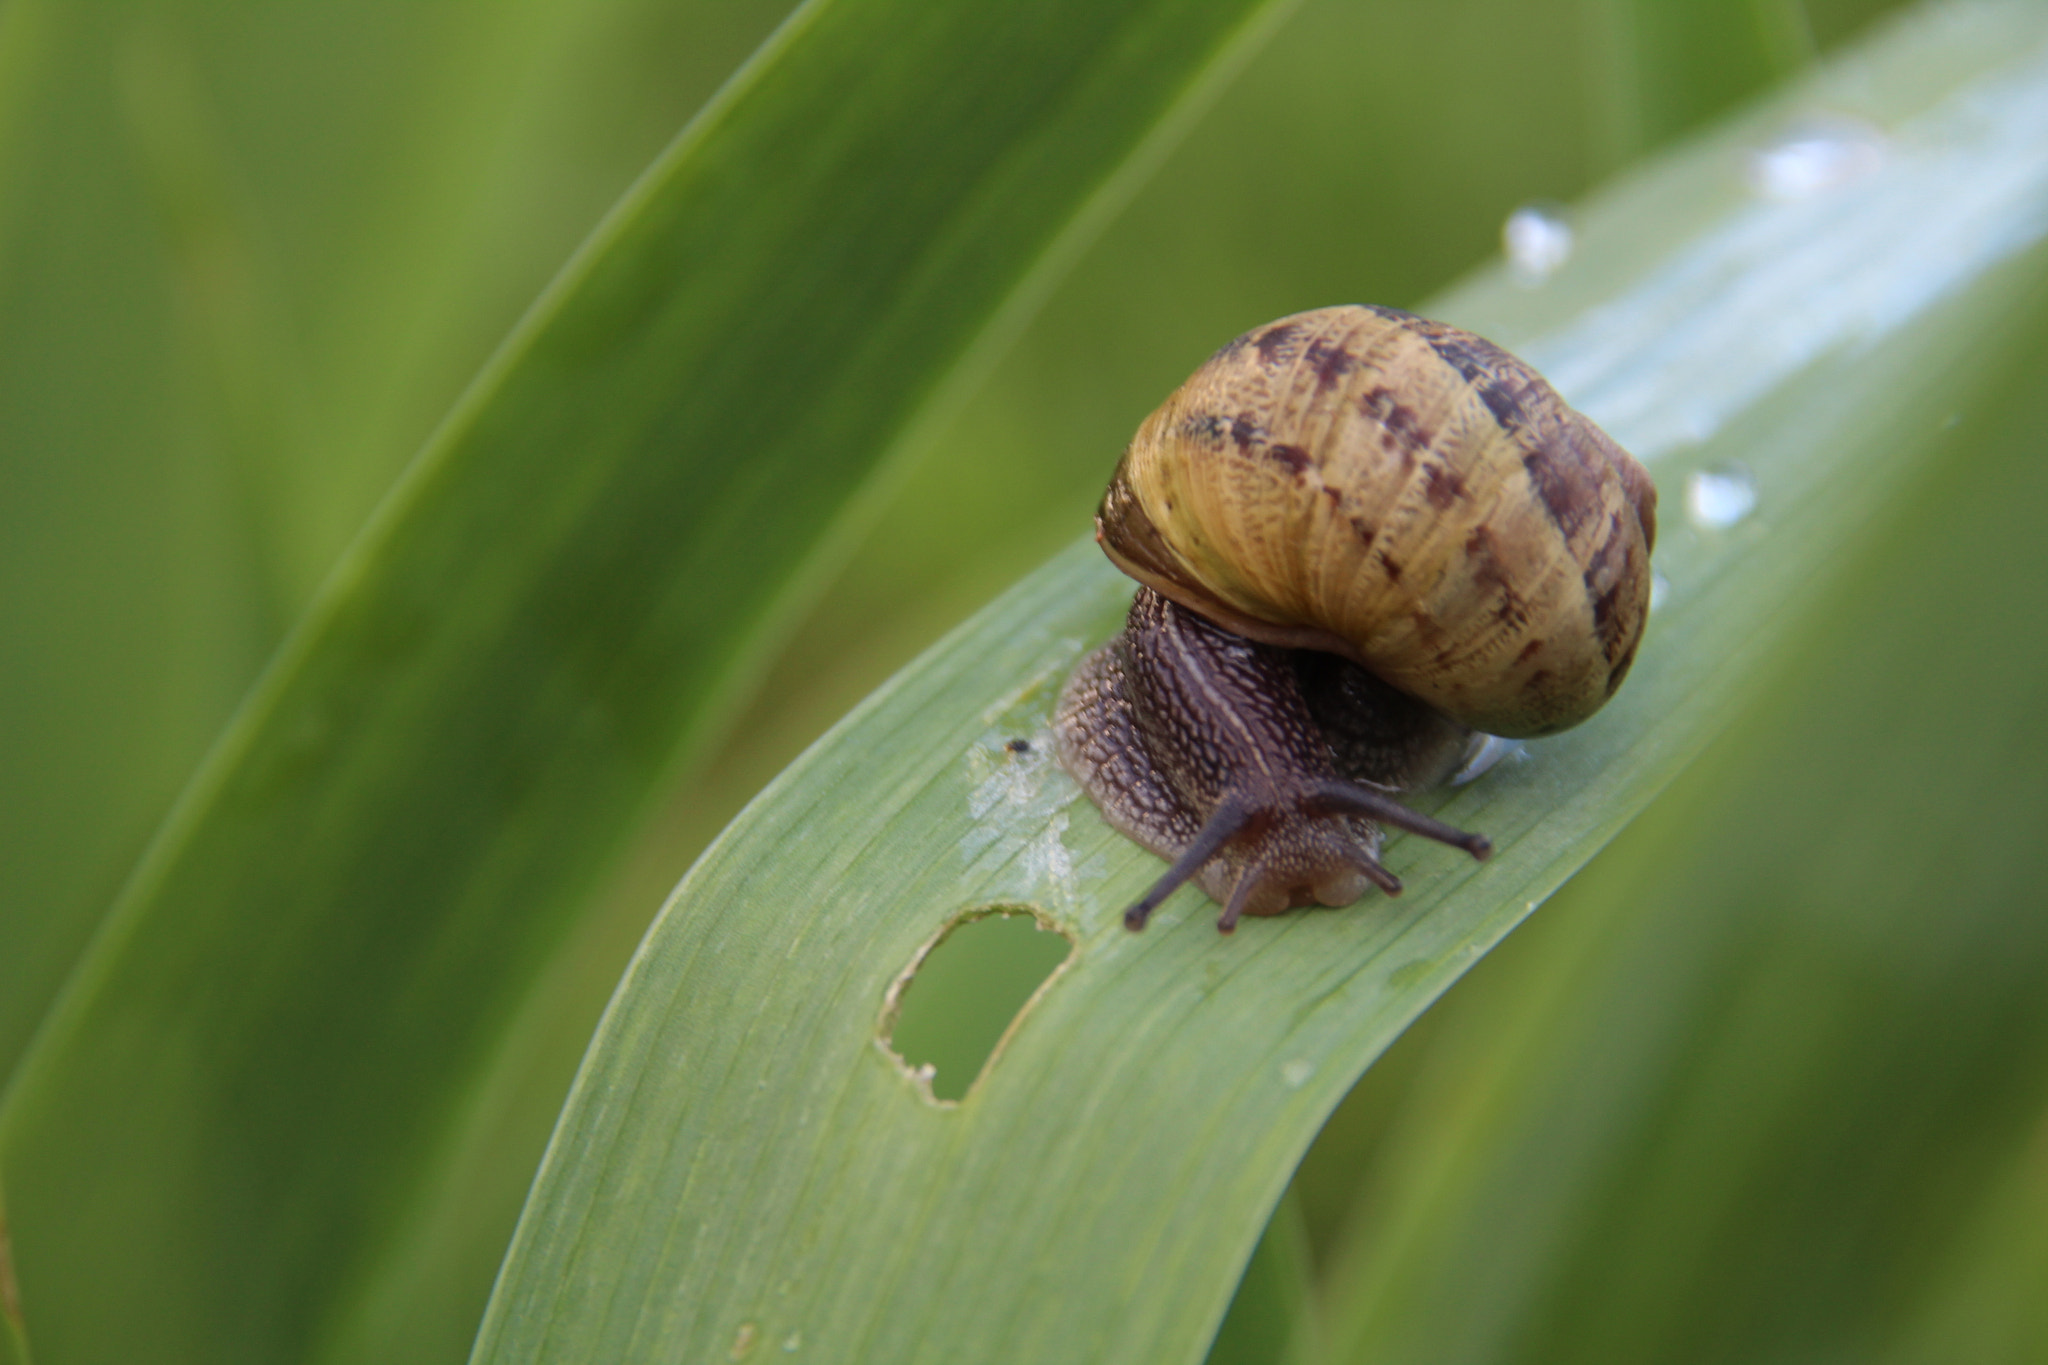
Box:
[1096,305,1656,738]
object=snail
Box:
[1055,305,1656,933]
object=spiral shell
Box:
[1095,305,1656,738]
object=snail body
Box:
[1056,305,1656,932]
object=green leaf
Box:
[1309,271,2048,1365]
[474,7,2048,1362]
[1206,1189,1318,1365]
[0,1,1285,1361]
[0,0,796,1097]
[1306,164,2048,1365]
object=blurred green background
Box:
[24,0,2045,1361]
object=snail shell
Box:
[1096,304,1656,737]
[1056,305,1656,933]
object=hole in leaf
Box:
[881,906,1074,1102]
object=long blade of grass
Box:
[0,2,1286,1361]
[0,0,796,1102]
[1313,266,2048,1365]
[473,6,2048,1362]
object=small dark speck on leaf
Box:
[1006,738,1032,754]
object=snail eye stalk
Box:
[1300,780,1493,861]
[1122,796,1251,931]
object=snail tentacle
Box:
[1300,780,1493,861]
[1340,847,1403,897]
[1216,855,1272,934]
[1123,793,1253,931]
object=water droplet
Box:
[782,1332,804,1353]
[1280,1058,1314,1089]
[1503,202,1573,285]
[1686,467,1757,530]
[1648,572,1671,614]
[1748,115,1887,200]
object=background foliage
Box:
[17,0,2048,1362]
